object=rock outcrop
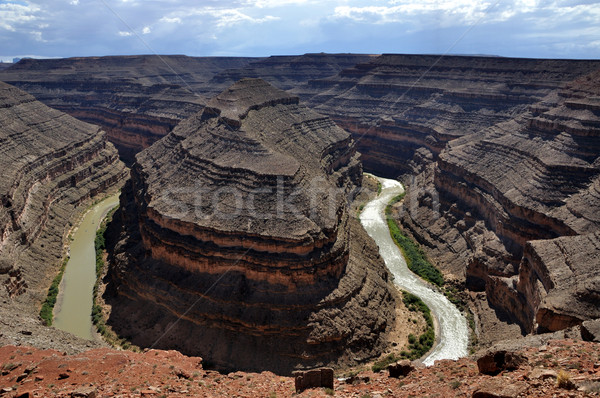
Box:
[104,78,396,374]
[298,54,600,178]
[397,69,600,342]
[0,54,372,163]
[0,81,126,340]
[3,336,600,397]
[0,55,256,162]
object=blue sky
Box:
[1,0,599,61]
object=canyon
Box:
[0,54,372,163]
[0,81,126,350]
[397,68,600,344]
[0,52,599,395]
[102,78,396,374]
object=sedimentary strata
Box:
[299,54,600,177]
[0,54,371,163]
[0,81,126,346]
[397,69,600,342]
[0,55,256,161]
[105,78,395,374]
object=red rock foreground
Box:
[2,338,600,397]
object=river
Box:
[360,176,469,366]
[53,193,120,340]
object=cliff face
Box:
[0,54,372,163]
[0,81,127,319]
[0,55,256,162]
[298,54,600,178]
[208,53,375,92]
[105,78,395,374]
[398,69,600,342]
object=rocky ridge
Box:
[0,54,372,163]
[0,81,127,350]
[297,54,600,177]
[103,78,396,374]
[0,55,256,162]
[397,68,600,343]
[2,334,600,397]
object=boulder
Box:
[388,360,416,378]
[581,319,600,342]
[293,368,334,392]
[71,386,97,398]
[472,380,527,398]
[476,350,527,375]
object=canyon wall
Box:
[104,79,396,374]
[398,69,600,343]
[0,54,371,163]
[297,54,600,178]
[3,52,599,348]
[0,81,127,330]
[0,55,257,162]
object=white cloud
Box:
[142,26,151,34]
[160,16,182,24]
[248,0,312,8]
[30,30,46,42]
[118,31,133,36]
[333,0,490,25]
[166,7,280,29]
[0,2,41,32]
[70,0,79,5]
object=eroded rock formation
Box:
[0,55,256,162]
[0,54,371,163]
[0,81,126,335]
[104,78,395,374]
[398,69,600,342]
[298,54,600,177]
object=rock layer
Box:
[0,55,256,162]
[104,79,395,374]
[298,54,600,177]
[0,54,372,163]
[397,69,600,341]
[0,81,126,334]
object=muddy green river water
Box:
[53,193,120,340]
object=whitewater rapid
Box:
[359,176,469,366]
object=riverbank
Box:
[359,176,469,366]
[52,193,120,340]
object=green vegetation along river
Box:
[360,176,468,365]
[53,194,120,340]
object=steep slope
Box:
[0,54,372,163]
[104,79,396,374]
[0,81,127,343]
[298,54,600,177]
[207,53,375,92]
[0,55,256,162]
[398,69,600,343]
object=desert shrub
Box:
[372,353,399,373]
[39,256,69,326]
[557,370,575,389]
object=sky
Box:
[1,0,599,62]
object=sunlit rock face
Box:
[105,79,396,374]
[0,81,126,311]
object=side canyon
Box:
[0,81,127,349]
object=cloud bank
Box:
[0,0,599,60]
